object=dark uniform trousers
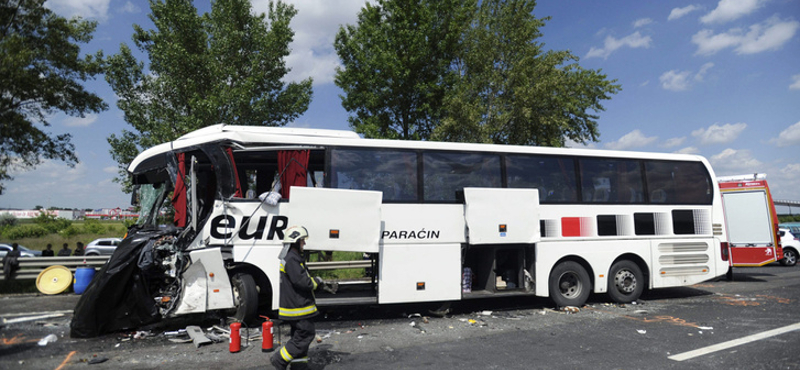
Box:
[274,319,314,369]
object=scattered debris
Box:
[37,334,58,346]
[562,306,580,314]
[88,357,108,365]
[637,330,646,334]
[697,326,713,330]
[186,325,212,348]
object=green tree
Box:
[434,0,620,146]
[334,0,474,140]
[106,0,312,188]
[335,0,620,146]
[0,0,106,194]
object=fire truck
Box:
[718,174,784,272]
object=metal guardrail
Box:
[0,255,369,281]
[0,256,111,281]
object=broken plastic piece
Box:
[37,334,58,346]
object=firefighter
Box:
[271,226,321,370]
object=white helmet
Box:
[284,226,309,244]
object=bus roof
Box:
[128,124,712,174]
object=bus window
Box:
[644,161,712,205]
[423,151,501,202]
[330,148,417,202]
[579,158,644,204]
[506,154,578,203]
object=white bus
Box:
[72,124,730,335]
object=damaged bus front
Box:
[72,140,270,338]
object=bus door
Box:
[722,189,780,266]
[462,188,541,294]
[287,187,382,253]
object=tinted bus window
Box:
[506,155,578,203]
[331,148,418,201]
[645,161,712,205]
[579,158,644,204]
[423,152,501,202]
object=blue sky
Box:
[1,0,799,214]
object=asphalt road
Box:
[2,265,799,370]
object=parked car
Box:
[0,243,42,258]
[84,238,123,256]
[779,228,799,267]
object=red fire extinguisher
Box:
[229,322,241,353]
[262,317,274,352]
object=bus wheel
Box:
[549,261,591,308]
[780,249,797,266]
[607,260,644,304]
[230,273,258,325]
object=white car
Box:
[779,228,799,267]
[84,238,123,256]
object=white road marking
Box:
[669,322,800,361]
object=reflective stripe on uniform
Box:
[280,346,293,362]
[279,304,318,317]
[280,263,285,273]
[291,356,309,363]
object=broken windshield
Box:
[135,183,171,227]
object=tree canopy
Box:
[0,0,107,194]
[335,0,621,146]
[106,0,312,188]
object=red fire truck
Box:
[718,174,784,270]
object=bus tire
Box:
[780,249,797,266]
[607,260,644,303]
[230,273,258,325]
[549,261,591,308]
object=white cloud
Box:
[709,148,763,173]
[660,70,692,91]
[660,62,716,91]
[586,31,652,59]
[791,74,800,90]
[564,137,597,149]
[692,17,799,55]
[695,62,715,81]
[691,122,747,145]
[103,166,119,174]
[45,0,110,20]
[63,114,98,128]
[118,1,140,14]
[668,5,701,21]
[780,163,800,180]
[674,147,700,154]
[604,130,657,150]
[633,18,653,28]
[736,17,800,54]
[770,121,800,147]
[661,137,686,148]
[700,0,765,24]
[252,0,372,86]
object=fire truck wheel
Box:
[549,261,591,308]
[230,273,258,325]
[780,249,797,266]
[607,260,644,304]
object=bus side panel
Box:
[650,238,715,288]
[380,204,467,245]
[378,243,462,304]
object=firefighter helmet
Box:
[284,226,309,244]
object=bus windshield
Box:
[135,182,172,228]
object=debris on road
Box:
[37,333,57,346]
[186,325,212,348]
